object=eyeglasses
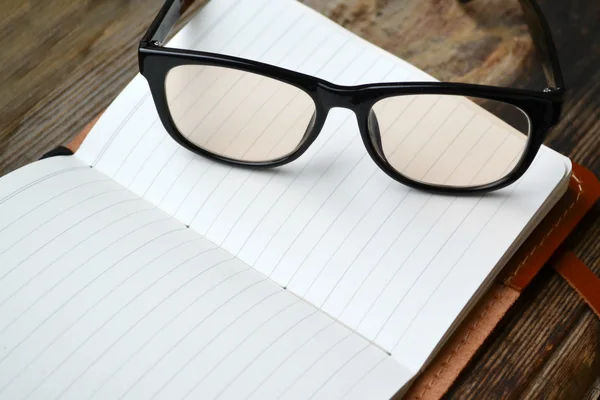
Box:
[138,0,565,194]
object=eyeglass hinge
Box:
[543,86,565,94]
[542,87,565,126]
[150,40,163,47]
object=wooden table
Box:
[0,0,598,398]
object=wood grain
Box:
[0,0,598,398]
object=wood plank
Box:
[523,310,600,399]
[583,375,600,400]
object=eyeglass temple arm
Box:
[143,0,565,92]
[141,0,194,47]
[459,0,565,92]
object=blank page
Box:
[0,156,410,400]
[76,0,571,375]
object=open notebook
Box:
[0,0,572,399]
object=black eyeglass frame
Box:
[139,0,565,195]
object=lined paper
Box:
[0,156,410,400]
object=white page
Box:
[76,0,571,379]
[0,156,410,400]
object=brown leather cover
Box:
[68,121,600,399]
[554,252,600,319]
[402,283,521,400]
[499,164,599,291]
[67,115,101,153]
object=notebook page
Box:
[75,0,572,374]
[0,156,410,400]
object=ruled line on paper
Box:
[386,102,460,165]
[311,186,409,302]
[353,200,455,329]
[114,272,262,399]
[263,141,376,278]
[0,178,111,235]
[0,210,166,332]
[95,282,290,400]
[0,227,193,395]
[38,238,218,391]
[305,343,371,400]
[0,190,137,280]
[406,111,479,179]
[10,254,240,400]
[94,96,152,168]
[0,186,128,258]
[149,289,288,399]
[281,163,382,292]
[0,166,87,205]
[0,237,203,397]
[209,311,322,400]
[242,320,336,400]
[177,301,312,400]
[337,355,388,400]
[274,333,354,400]
[0,215,172,326]
[59,260,255,400]
[383,96,444,155]
[332,194,429,317]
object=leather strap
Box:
[500,164,600,290]
[554,252,600,319]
